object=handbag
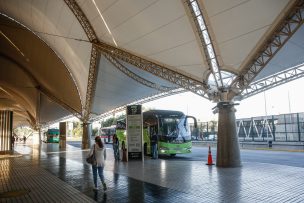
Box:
[86,145,97,165]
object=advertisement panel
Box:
[126,105,143,160]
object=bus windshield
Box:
[99,126,116,143]
[159,116,191,143]
[100,128,115,136]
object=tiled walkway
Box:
[1,142,304,202]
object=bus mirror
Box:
[185,116,197,128]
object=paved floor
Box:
[1,142,304,203]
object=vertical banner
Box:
[126,105,143,160]
[59,122,67,148]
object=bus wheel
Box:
[170,154,176,157]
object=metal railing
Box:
[190,112,304,142]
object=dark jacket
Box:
[151,134,158,145]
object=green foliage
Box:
[13,127,33,139]
[101,114,126,127]
[92,128,98,137]
[101,117,115,127]
[72,122,83,137]
[209,120,218,132]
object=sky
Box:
[143,78,304,122]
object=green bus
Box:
[116,110,197,156]
[45,129,60,143]
[99,125,116,144]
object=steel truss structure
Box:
[187,0,304,102]
[103,53,175,92]
[242,63,304,99]
[64,0,97,42]
[236,118,274,139]
[90,88,186,121]
[236,112,304,142]
[65,0,304,121]
[65,0,211,122]
[83,45,99,122]
[64,0,100,122]
[187,0,223,89]
[96,42,210,98]
[231,0,304,92]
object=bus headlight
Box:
[159,147,169,153]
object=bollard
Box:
[268,140,272,148]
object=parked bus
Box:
[99,125,116,144]
[116,110,197,156]
[44,128,59,143]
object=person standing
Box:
[151,134,158,159]
[121,141,127,162]
[11,135,15,148]
[88,136,107,191]
[112,134,120,161]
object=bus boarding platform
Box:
[1,142,304,203]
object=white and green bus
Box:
[116,110,198,157]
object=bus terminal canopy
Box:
[0,0,303,128]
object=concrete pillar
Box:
[0,110,13,153]
[32,131,40,145]
[82,123,92,149]
[59,122,67,149]
[39,128,42,145]
[216,102,241,167]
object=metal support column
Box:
[272,115,276,141]
[215,102,241,167]
[284,114,288,141]
[297,113,301,141]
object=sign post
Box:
[126,105,143,161]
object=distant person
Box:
[112,134,120,161]
[23,136,26,144]
[121,141,127,162]
[151,134,158,159]
[11,136,15,148]
[87,136,107,191]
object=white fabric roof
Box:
[0,0,303,127]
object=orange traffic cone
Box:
[206,145,214,165]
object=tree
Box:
[100,113,126,127]
[209,120,218,133]
[92,127,98,137]
[72,122,83,137]
[101,117,115,127]
[14,127,33,139]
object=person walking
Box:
[112,134,120,161]
[87,136,107,191]
[151,134,158,159]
